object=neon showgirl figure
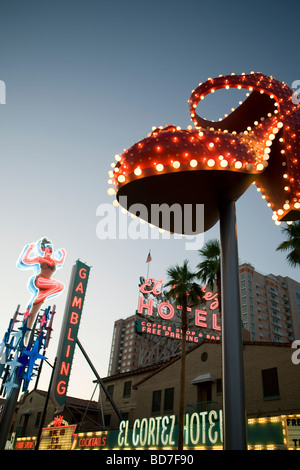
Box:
[17,237,66,332]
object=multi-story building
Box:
[108,265,300,376]
[240,263,300,342]
[107,316,140,376]
[107,314,183,376]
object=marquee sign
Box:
[284,416,300,449]
[50,260,90,410]
[38,424,77,450]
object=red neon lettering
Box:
[195,309,207,328]
[209,298,219,310]
[67,327,75,341]
[25,441,34,448]
[176,305,192,312]
[202,286,219,310]
[78,436,106,448]
[137,279,221,332]
[75,281,84,294]
[70,311,79,324]
[203,291,214,300]
[60,361,70,376]
[212,313,221,331]
[138,296,153,316]
[53,415,64,427]
[79,268,87,279]
[66,344,71,358]
[72,296,82,309]
[153,280,163,295]
[56,380,67,395]
[140,278,156,293]
[157,302,175,320]
[139,278,163,295]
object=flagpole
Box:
[146,250,151,278]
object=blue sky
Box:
[0,0,299,400]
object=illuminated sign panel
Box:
[113,413,286,450]
[284,416,300,449]
[50,260,90,410]
[38,424,77,450]
[73,431,108,450]
[116,411,223,449]
[136,277,221,341]
[14,438,36,450]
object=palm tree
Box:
[276,221,300,268]
[164,260,202,450]
[196,239,221,309]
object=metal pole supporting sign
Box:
[220,200,247,450]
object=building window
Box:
[34,411,42,427]
[201,352,208,362]
[152,390,161,413]
[262,367,280,398]
[106,384,114,401]
[104,414,111,426]
[123,381,132,398]
[216,378,222,395]
[163,388,174,412]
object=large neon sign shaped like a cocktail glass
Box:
[17,237,66,332]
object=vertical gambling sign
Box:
[51,260,90,410]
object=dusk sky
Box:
[0,0,299,400]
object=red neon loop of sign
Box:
[157,302,175,320]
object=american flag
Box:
[146,251,152,263]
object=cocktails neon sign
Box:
[136,277,221,341]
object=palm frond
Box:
[276,221,300,268]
